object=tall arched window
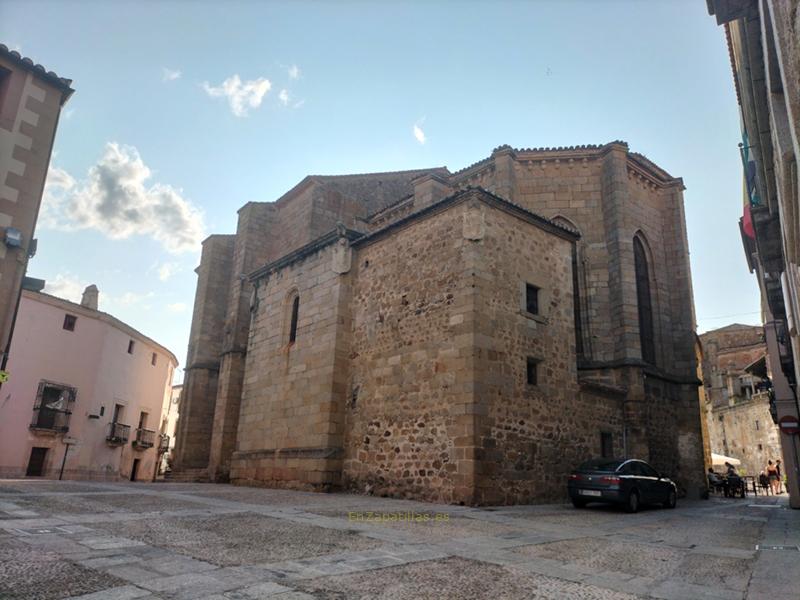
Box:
[289,295,300,344]
[634,236,656,364]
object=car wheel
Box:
[625,490,640,513]
[572,498,587,509]
[663,489,677,509]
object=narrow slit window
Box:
[525,283,539,315]
[289,296,300,343]
[601,432,613,458]
[151,352,157,366]
[127,340,135,354]
[526,357,538,386]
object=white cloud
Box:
[162,67,182,82]
[41,143,205,254]
[44,273,86,303]
[293,99,305,109]
[413,124,426,145]
[166,302,187,313]
[202,75,271,117]
[278,89,290,106]
[157,262,180,282]
[288,64,300,80]
[109,291,154,308]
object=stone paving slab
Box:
[0,537,127,600]
[2,480,798,600]
[293,556,645,599]
[93,511,382,567]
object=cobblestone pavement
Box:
[1,481,798,599]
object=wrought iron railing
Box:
[106,422,130,445]
[133,428,156,449]
[29,406,71,433]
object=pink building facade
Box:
[0,284,178,481]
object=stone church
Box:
[173,141,705,505]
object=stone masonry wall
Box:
[173,235,234,470]
[470,203,624,504]
[344,205,473,504]
[230,240,351,490]
[209,202,276,481]
[707,396,783,477]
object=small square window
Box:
[127,340,135,354]
[151,352,157,366]
[526,357,538,386]
[525,283,539,315]
[63,314,77,331]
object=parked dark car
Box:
[567,458,677,513]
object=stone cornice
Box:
[352,186,580,251]
[248,227,362,282]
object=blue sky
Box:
[2,0,760,379]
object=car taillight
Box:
[600,476,620,484]
[569,474,582,480]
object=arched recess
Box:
[551,215,590,361]
[633,232,659,365]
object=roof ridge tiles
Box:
[0,43,74,94]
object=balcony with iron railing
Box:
[29,406,71,434]
[133,428,156,449]
[106,422,131,445]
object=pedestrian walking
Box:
[766,460,780,495]
[775,459,783,493]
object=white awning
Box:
[711,453,741,466]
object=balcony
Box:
[158,434,170,452]
[29,407,71,434]
[133,428,156,449]
[106,422,130,445]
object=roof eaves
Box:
[249,227,363,282]
[352,186,580,250]
[24,290,179,365]
[0,43,74,104]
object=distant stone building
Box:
[700,324,782,477]
[0,44,73,375]
[174,141,705,504]
[0,283,178,481]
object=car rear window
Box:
[577,459,623,471]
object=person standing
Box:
[776,459,783,494]
[766,460,780,495]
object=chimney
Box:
[81,284,98,310]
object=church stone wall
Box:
[471,205,616,504]
[175,142,706,502]
[173,234,234,470]
[230,241,350,490]
[344,205,474,504]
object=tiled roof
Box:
[0,43,74,102]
